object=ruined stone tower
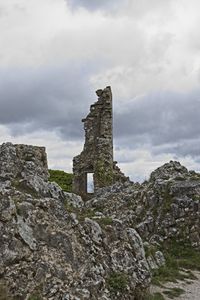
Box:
[72,86,128,197]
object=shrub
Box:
[107,272,128,293]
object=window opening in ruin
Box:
[87,173,94,193]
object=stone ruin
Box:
[72,86,128,197]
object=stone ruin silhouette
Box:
[72,86,128,197]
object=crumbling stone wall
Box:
[73,86,128,196]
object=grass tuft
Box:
[0,284,12,300]
[144,292,165,300]
[107,272,128,294]
[152,239,200,285]
[163,287,184,299]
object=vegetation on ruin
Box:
[95,158,113,187]
[97,217,113,227]
[152,239,200,285]
[48,169,73,192]
[28,294,42,300]
[77,208,97,222]
[144,292,165,300]
[145,287,184,299]
[0,284,12,300]
[106,272,128,294]
[65,205,114,227]
[163,287,185,299]
[144,244,157,258]
[145,240,200,299]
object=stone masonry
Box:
[72,86,128,197]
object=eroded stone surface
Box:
[87,160,200,251]
[2,142,200,299]
[0,142,150,300]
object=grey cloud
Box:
[67,0,173,17]
[152,137,200,158]
[67,0,123,11]
[0,65,95,140]
[1,65,200,163]
[114,90,200,158]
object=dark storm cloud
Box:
[67,0,122,11]
[114,90,200,157]
[0,65,94,139]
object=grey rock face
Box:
[0,142,150,300]
[2,143,199,299]
[154,251,166,267]
[17,215,37,250]
[64,192,84,208]
[87,160,200,250]
[0,142,50,197]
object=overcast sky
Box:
[1,0,200,181]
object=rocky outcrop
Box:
[2,142,200,299]
[137,161,200,247]
[0,143,150,300]
[87,161,200,250]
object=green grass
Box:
[28,294,42,300]
[152,261,184,285]
[166,240,200,270]
[62,204,109,225]
[163,287,184,299]
[76,208,96,222]
[48,169,73,192]
[192,195,200,201]
[144,244,157,258]
[107,272,128,294]
[144,292,165,300]
[97,217,113,227]
[0,284,12,300]
[63,206,98,222]
[152,240,200,285]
